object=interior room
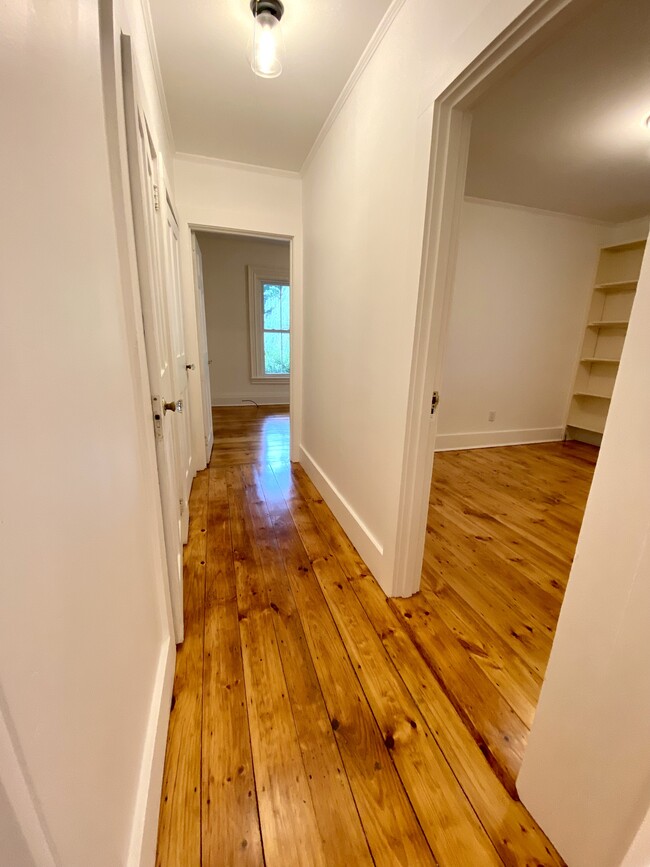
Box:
[194,230,292,466]
[399,0,649,800]
[196,231,291,409]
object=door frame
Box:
[121,33,185,642]
[191,234,215,465]
[187,223,299,460]
[392,0,590,597]
[158,164,193,544]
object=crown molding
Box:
[175,151,301,180]
[300,0,407,175]
[139,0,176,157]
[464,195,611,226]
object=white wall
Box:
[196,232,291,406]
[0,1,174,865]
[518,241,650,867]
[174,155,302,465]
[435,198,602,450]
[301,0,540,591]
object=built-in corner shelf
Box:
[566,237,646,446]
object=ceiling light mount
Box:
[250,0,285,78]
[250,0,284,21]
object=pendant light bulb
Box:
[250,0,285,79]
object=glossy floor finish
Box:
[156,405,597,866]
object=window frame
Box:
[247,265,291,383]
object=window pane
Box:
[281,332,290,371]
[280,284,290,330]
[264,331,290,374]
[263,283,290,331]
[263,284,282,330]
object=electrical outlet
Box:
[488,410,496,422]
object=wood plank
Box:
[423,516,553,679]
[392,590,528,794]
[426,504,561,639]
[226,466,327,867]
[202,468,263,866]
[353,570,563,867]
[432,457,580,561]
[290,464,563,866]
[239,464,373,867]
[278,465,503,866]
[256,464,436,867]
[427,487,569,601]
[293,467,528,794]
[156,473,207,867]
[420,564,541,728]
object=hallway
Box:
[153,406,595,866]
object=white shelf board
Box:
[573,391,611,400]
[587,320,629,329]
[580,357,620,364]
[566,423,605,436]
[593,280,637,292]
[601,239,646,253]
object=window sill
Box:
[250,375,290,384]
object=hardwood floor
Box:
[156,405,597,866]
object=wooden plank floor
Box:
[156,405,597,866]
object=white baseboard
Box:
[435,427,565,452]
[127,637,175,867]
[213,393,290,407]
[299,446,386,587]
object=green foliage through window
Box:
[262,283,290,375]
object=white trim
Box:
[247,265,291,382]
[392,107,472,598]
[299,446,386,589]
[138,0,176,157]
[394,0,584,598]
[213,395,289,407]
[300,0,408,174]
[176,151,301,180]
[189,223,292,243]
[127,638,175,867]
[464,195,610,226]
[435,427,565,452]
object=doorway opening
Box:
[192,229,293,468]
[397,0,650,799]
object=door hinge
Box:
[431,391,440,415]
[152,395,164,439]
[179,498,185,514]
[153,184,160,212]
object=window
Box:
[248,266,291,382]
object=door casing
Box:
[393,0,594,597]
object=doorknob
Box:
[164,399,183,414]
